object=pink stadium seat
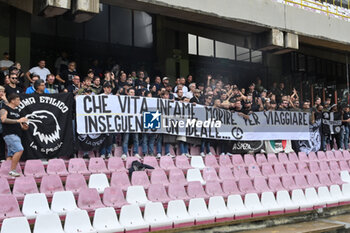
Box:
[298,152,309,162]
[175,155,192,171]
[40,174,64,197]
[218,167,234,181]
[168,183,189,201]
[187,181,209,199]
[238,177,256,194]
[169,168,187,186]
[281,175,298,191]
[143,156,160,169]
[309,161,321,174]
[131,171,150,189]
[0,194,23,221]
[68,158,91,175]
[244,154,257,166]
[288,152,299,163]
[24,160,46,178]
[254,176,270,193]
[326,151,336,161]
[65,173,88,195]
[12,176,38,199]
[103,187,128,209]
[340,160,350,170]
[0,161,22,179]
[329,171,344,186]
[306,173,322,188]
[267,153,279,164]
[222,179,242,196]
[147,184,171,203]
[205,180,226,197]
[297,162,310,174]
[334,151,344,161]
[268,176,284,192]
[125,157,140,169]
[286,163,299,175]
[0,177,11,195]
[150,169,170,186]
[343,150,350,160]
[255,154,267,166]
[274,163,287,176]
[203,167,220,182]
[231,154,245,166]
[233,165,249,180]
[110,171,131,191]
[77,188,105,212]
[261,164,276,177]
[294,174,309,189]
[47,159,69,176]
[219,155,233,168]
[278,153,289,164]
[317,151,327,161]
[159,156,176,171]
[190,146,200,156]
[308,152,318,161]
[204,155,219,169]
[319,161,330,172]
[248,165,263,178]
[107,157,127,173]
[317,172,333,186]
[88,158,109,174]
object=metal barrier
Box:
[283,0,350,20]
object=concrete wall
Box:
[111,0,350,46]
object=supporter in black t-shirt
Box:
[56,61,79,87]
[0,93,28,177]
[5,72,22,98]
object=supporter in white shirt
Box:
[186,83,196,99]
[0,52,14,74]
[26,60,51,83]
[174,84,188,95]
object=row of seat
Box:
[3,171,349,223]
[4,182,350,233]
[4,165,346,202]
[4,150,350,181]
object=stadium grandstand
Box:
[2,0,350,232]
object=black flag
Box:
[19,93,74,159]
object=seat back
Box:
[64,210,95,233]
[65,173,87,193]
[47,159,68,175]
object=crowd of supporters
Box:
[1,52,350,176]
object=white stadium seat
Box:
[88,173,110,194]
[64,209,96,233]
[144,202,173,231]
[119,204,149,232]
[93,207,124,233]
[33,213,65,233]
[208,196,233,222]
[188,198,215,225]
[126,186,150,206]
[51,191,80,215]
[167,200,195,228]
[22,193,52,219]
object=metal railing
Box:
[284,0,350,20]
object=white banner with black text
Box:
[76,95,310,141]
